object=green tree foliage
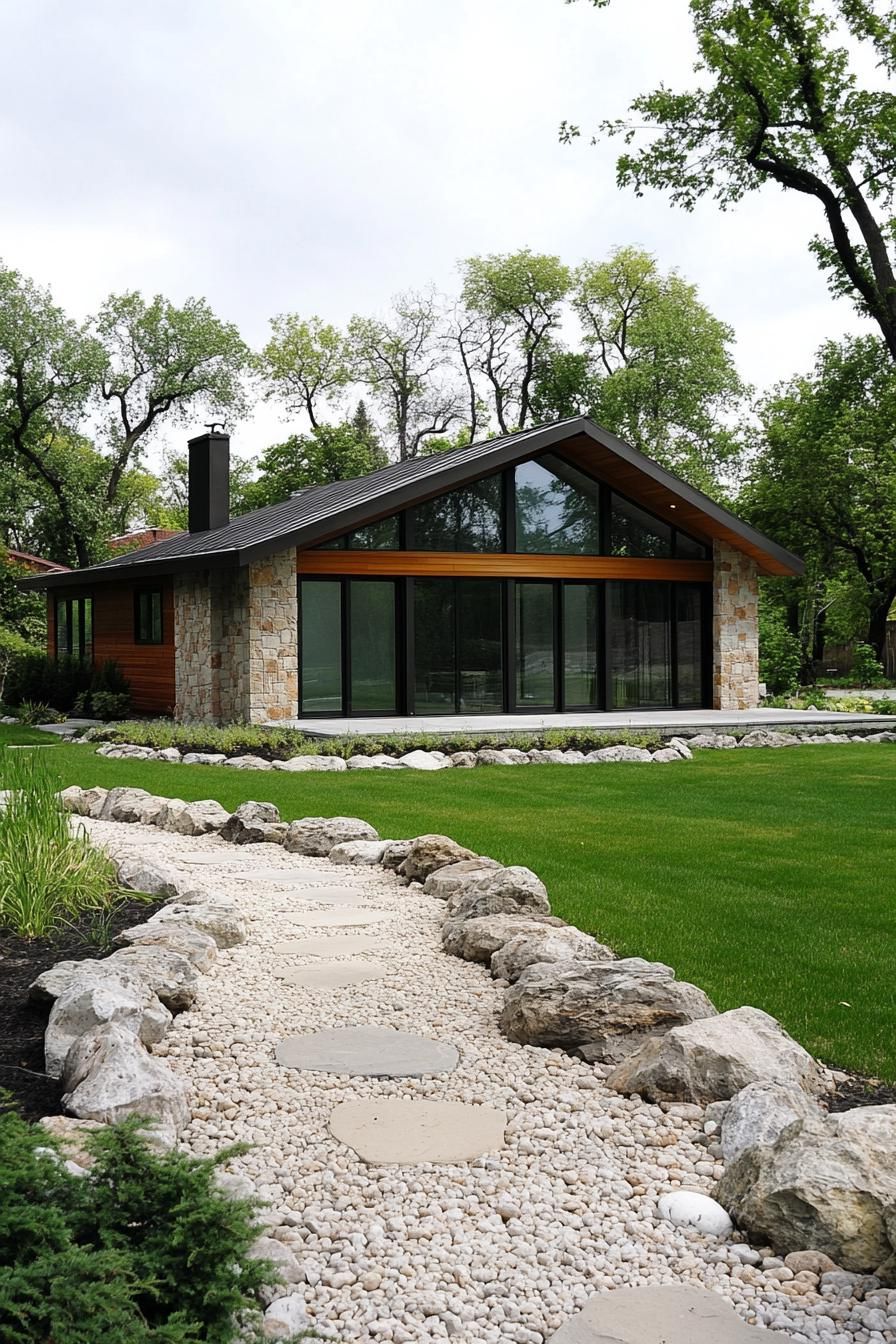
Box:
[149,451,258,529]
[759,600,803,693]
[573,247,746,489]
[243,410,388,509]
[260,314,351,428]
[459,250,572,435]
[563,0,896,360]
[744,334,896,658]
[0,548,46,645]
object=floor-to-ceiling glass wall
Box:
[299,580,343,714]
[562,583,600,708]
[515,583,556,709]
[607,582,673,708]
[349,580,397,713]
[414,578,504,714]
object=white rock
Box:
[657,1191,733,1238]
[328,839,390,865]
[272,754,347,772]
[398,749,453,770]
[263,1292,314,1339]
[62,1022,190,1134]
[45,969,172,1078]
[720,1081,823,1164]
[284,815,379,857]
[181,752,227,766]
[491,926,614,981]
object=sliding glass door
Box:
[414,578,504,714]
[300,578,398,716]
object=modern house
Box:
[21,417,802,724]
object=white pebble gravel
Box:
[81,816,894,1344]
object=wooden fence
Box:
[822,623,896,678]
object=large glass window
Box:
[674,530,710,560]
[563,584,599,707]
[408,476,503,551]
[413,579,503,713]
[349,581,397,712]
[300,580,343,714]
[55,595,93,662]
[676,584,705,707]
[135,590,163,644]
[516,583,556,708]
[414,580,456,713]
[608,582,672,708]
[610,493,672,558]
[317,516,400,550]
[514,455,602,554]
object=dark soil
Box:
[829,1068,896,1113]
[0,896,166,1122]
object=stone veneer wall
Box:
[712,540,760,710]
[174,549,297,724]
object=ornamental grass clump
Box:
[0,749,119,939]
[0,1107,285,1344]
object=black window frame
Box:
[55,594,93,663]
[134,588,164,646]
[298,575,404,718]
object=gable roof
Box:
[20,416,803,588]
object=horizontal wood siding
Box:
[92,581,176,714]
[297,551,713,582]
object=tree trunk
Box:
[867,588,896,661]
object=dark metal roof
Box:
[20,416,803,588]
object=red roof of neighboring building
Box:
[4,548,71,574]
[108,528,183,553]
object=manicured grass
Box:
[16,744,896,1079]
[0,724,61,747]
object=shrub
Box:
[0,629,42,705]
[90,690,133,722]
[852,642,886,687]
[15,700,66,726]
[759,608,802,695]
[4,654,132,718]
[0,749,120,939]
[0,1109,283,1343]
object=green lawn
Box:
[0,724,62,747]
[12,743,896,1079]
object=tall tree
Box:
[94,291,250,505]
[259,314,350,429]
[743,334,896,658]
[562,0,896,360]
[572,247,746,488]
[242,415,388,509]
[149,450,258,529]
[0,263,106,566]
[348,292,459,459]
[459,250,571,434]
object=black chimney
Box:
[188,427,230,532]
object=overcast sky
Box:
[2,0,871,463]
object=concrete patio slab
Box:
[276,1026,458,1076]
[276,961,388,989]
[547,1284,781,1343]
[329,1098,506,1164]
[271,935,384,957]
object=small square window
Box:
[135,590,163,644]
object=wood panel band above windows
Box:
[296,550,713,582]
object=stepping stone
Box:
[281,909,394,928]
[233,868,355,885]
[276,961,389,989]
[329,1098,506,1164]
[271,935,383,957]
[291,888,370,905]
[276,1026,458,1076]
[546,1285,772,1343]
[178,852,242,866]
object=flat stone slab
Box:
[271,936,384,957]
[291,888,370,905]
[276,961,389,988]
[233,869,360,886]
[281,909,394,928]
[329,1098,507,1164]
[547,1285,774,1343]
[276,1026,458,1076]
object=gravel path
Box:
[83,818,895,1344]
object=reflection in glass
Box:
[515,456,602,553]
[674,530,709,560]
[516,583,555,707]
[608,582,672,708]
[56,598,69,657]
[676,584,704,706]
[610,493,672,558]
[300,580,343,713]
[457,581,504,711]
[563,584,598,706]
[414,580,455,713]
[409,476,503,551]
[348,517,400,549]
[349,581,396,712]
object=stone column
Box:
[173,573,216,722]
[712,541,760,710]
[246,549,298,723]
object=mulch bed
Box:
[0,896,166,1122]
[828,1068,896,1113]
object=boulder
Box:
[688,734,737,749]
[398,834,477,882]
[398,749,452,770]
[449,751,477,768]
[445,866,551,922]
[113,922,218,972]
[29,958,108,1004]
[491,926,614,982]
[715,1104,896,1276]
[583,745,654,763]
[153,799,190,831]
[181,752,227,766]
[329,839,390,865]
[422,858,503,900]
[284,815,379,857]
[134,795,169,826]
[667,737,694,760]
[527,749,569,765]
[57,785,90,815]
[737,730,799,748]
[146,899,247,948]
[272,754,347,772]
[98,787,153,823]
[45,969,172,1079]
[380,840,414,871]
[346,752,404,769]
[606,1006,828,1104]
[36,1115,106,1168]
[476,748,520,765]
[104,945,198,1011]
[220,800,281,844]
[441,913,566,963]
[85,787,110,818]
[652,747,686,763]
[499,958,716,1059]
[153,747,182,763]
[116,857,184,899]
[720,1080,823,1164]
[62,1021,190,1134]
[168,799,231,835]
[262,1293,314,1340]
[222,755,273,770]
